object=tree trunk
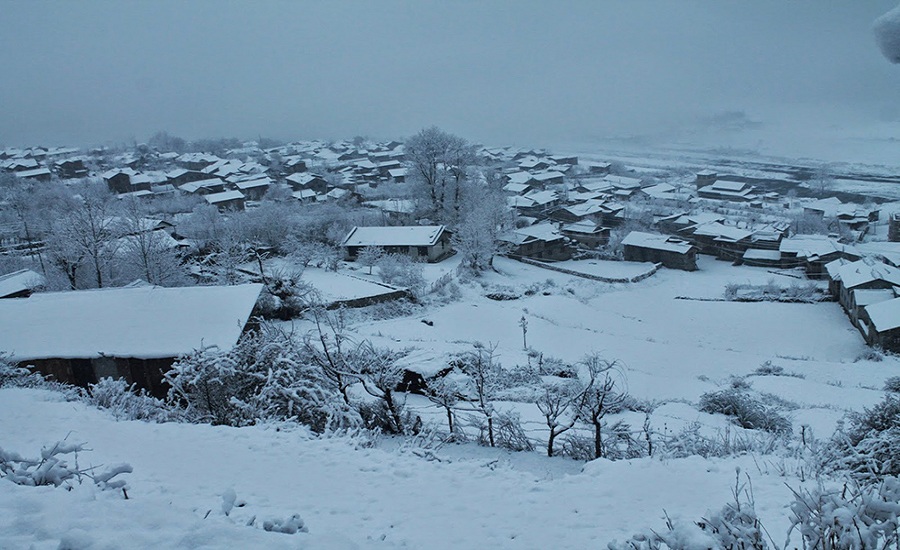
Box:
[593,421,603,459]
[487,414,495,447]
[547,429,557,457]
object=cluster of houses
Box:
[1,146,87,182]
[98,140,409,211]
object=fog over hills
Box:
[2,2,898,163]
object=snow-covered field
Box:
[3,254,899,548]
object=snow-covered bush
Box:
[884,376,900,393]
[659,422,781,459]
[165,325,359,432]
[699,389,792,434]
[474,410,534,452]
[0,356,85,398]
[830,395,900,481]
[0,358,44,388]
[256,274,315,320]
[785,478,900,549]
[724,281,824,303]
[608,470,768,550]
[856,348,885,363]
[87,377,180,423]
[0,440,131,493]
[425,272,460,303]
[377,253,425,296]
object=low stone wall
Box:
[508,255,661,283]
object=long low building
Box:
[342,225,453,263]
[622,231,698,271]
[0,283,263,396]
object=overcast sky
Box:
[2,1,898,154]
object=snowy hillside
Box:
[4,254,900,548]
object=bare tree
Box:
[352,341,411,434]
[427,373,463,435]
[536,380,583,457]
[456,342,500,447]
[574,355,627,459]
[47,189,120,288]
[303,304,355,405]
[115,198,187,286]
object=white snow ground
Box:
[3,254,900,548]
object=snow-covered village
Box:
[3,2,900,549]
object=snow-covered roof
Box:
[838,259,900,290]
[234,177,272,190]
[507,171,535,185]
[532,171,565,183]
[604,175,642,189]
[0,269,45,298]
[825,257,851,280]
[511,222,563,242]
[742,249,782,261]
[641,183,676,198]
[342,225,447,248]
[15,167,52,179]
[292,189,318,201]
[523,190,558,205]
[204,190,245,204]
[179,178,223,193]
[561,220,605,234]
[622,231,695,254]
[364,199,415,214]
[0,284,263,361]
[690,222,753,242]
[864,297,900,332]
[708,180,748,192]
[853,288,896,307]
[285,173,322,186]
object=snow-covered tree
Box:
[536,379,583,457]
[115,198,188,286]
[453,178,509,274]
[574,355,627,459]
[357,245,384,275]
[875,3,900,64]
[405,126,477,224]
[456,342,501,447]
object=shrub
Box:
[856,348,885,363]
[377,254,425,296]
[0,440,131,493]
[608,470,768,550]
[485,410,534,452]
[699,389,792,434]
[165,325,359,432]
[884,376,900,393]
[754,361,784,376]
[87,377,180,423]
[786,478,900,550]
[831,395,900,480]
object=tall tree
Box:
[404,126,476,224]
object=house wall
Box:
[840,280,895,313]
[623,245,697,271]
[24,356,173,398]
